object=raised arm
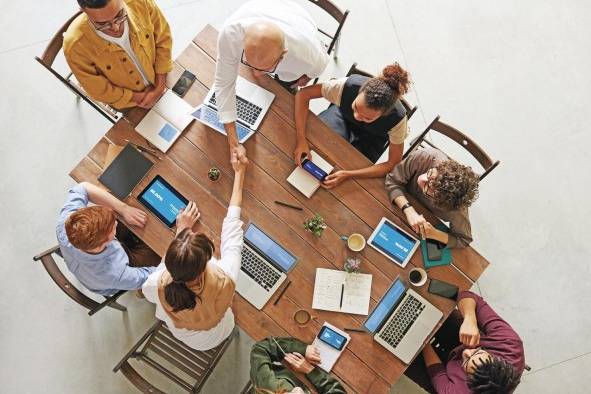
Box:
[80,182,147,228]
[293,84,324,164]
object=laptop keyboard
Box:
[378,294,426,349]
[197,106,252,141]
[209,94,263,126]
[241,247,281,291]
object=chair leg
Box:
[107,301,127,312]
[88,290,127,316]
[333,35,341,61]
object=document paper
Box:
[135,90,193,153]
[312,268,372,315]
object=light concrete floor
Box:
[1,0,590,393]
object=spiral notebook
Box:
[312,268,372,315]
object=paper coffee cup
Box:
[347,233,366,252]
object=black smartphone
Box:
[426,239,443,260]
[172,70,196,97]
[317,326,348,351]
[301,158,328,181]
[428,278,459,300]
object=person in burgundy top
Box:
[406,291,525,393]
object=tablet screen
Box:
[138,176,188,227]
[370,220,418,264]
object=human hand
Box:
[138,86,165,108]
[405,209,427,235]
[322,170,350,189]
[290,75,311,89]
[132,90,149,106]
[231,144,249,165]
[293,140,311,166]
[176,201,201,234]
[121,205,147,228]
[459,316,480,347]
[284,352,314,374]
[304,345,321,365]
[422,221,439,240]
[231,149,247,173]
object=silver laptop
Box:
[236,223,298,310]
[363,277,443,364]
[204,76,275,130]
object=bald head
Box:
[243,22,286,75]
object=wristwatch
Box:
[401,202,412,212]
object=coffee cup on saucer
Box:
[408,267,428,287]
[345,233,366,252]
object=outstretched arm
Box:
[294,84,324,164]
[80,182,146,228]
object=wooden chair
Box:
[307,0,349,60]
[113,321,236,393]
[33,245,127,316]
[346,62,417,119]
[403,115,500,182]
[34,11,122,124]
[240,380,254,394]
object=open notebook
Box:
[135,90,193,153]
[312,268,372,315]
[287,150,334,198]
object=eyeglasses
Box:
[91,9,128,32]
[240,50,282,74]
[422,169,437,197]
[462,348,486,371]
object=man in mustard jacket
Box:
[64,0,173,109]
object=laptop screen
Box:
[370,220,417,264]
[364,278,406,333]
[245,224,297,272]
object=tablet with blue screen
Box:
[367,217,419,268]
[138,175,188,228]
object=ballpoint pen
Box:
[125,140,162,160]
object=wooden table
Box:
[70,25,489,393]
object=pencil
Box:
[273,280,292,305]
[339,283,344,309]
[125,140,162,160]
[274,200,303,211]
[344,328,366,333]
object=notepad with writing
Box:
[135,90,193,153]
[312,268,372,315]
[286,150,334,198]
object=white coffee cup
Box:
[408,267,428,287]
[347,233,366,252]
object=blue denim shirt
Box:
[56,184,155,295]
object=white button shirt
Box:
[214,0,329,123]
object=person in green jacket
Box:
[249,337,347,394]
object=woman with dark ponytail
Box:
[142,151,247,350]
[294,62,411,188]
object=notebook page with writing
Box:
[312,268,372,315]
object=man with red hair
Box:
[56,182,160,295]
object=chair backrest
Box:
[114,321,236,393]
[345,62,417,119]
[33,245,127,315]
[306,0,349,55]
[35,11,119,124]
[403,115,500,181]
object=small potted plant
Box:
[344,256,361,274]
[303,213,326,238]
[207,167,221,182]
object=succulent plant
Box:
[208,167,220,182]
[303,213,327,237]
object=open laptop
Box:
[236,223,298,310]
[201,75,275,129]
[363,277,443,364]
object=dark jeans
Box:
[116,222,161,267]
[318,104,388,162]
[404,310,464,393]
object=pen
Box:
[344,328,366,333]
[273,280,291,305]
[271,336,287,356]
[125,140,162,160]
[339,283,344,309]
[274,200,303,211]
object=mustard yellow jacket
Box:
[63,0,173,109]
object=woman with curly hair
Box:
[385,147,480,248]
[294,62,412,188]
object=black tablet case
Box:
[98,144,154,200]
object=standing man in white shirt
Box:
[214,0,330,163]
